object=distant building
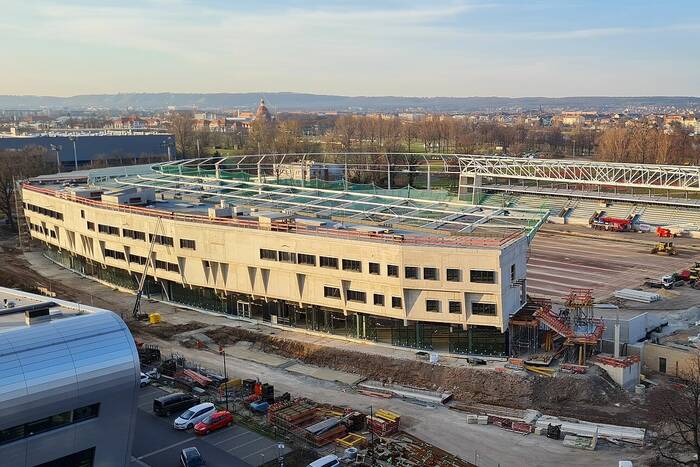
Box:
[0,286,140,466]
[255,98,273,123]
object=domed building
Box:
[255,98,273,123]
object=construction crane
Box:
[132,218,164,320]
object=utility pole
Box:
[196,139,201,157]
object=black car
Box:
[153,393,200,416]
[180,447,205,467]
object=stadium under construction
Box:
[19,154,700,356]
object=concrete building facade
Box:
[21,160,547,355]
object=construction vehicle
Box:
[656,227,673,238]
[662,274,685,290]
[650,242,677,256]
[589,211,634,232]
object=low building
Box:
[0,287,140,466]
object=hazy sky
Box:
[2,0,699,97]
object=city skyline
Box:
[2,0,699,97]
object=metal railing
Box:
[22,183,520,248]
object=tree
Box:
[649,354,700,465]
[0,147,55,229]
[169,111,195,157]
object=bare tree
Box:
[0,147,55,229]
[649,354,700,465]
[169,111,195,157]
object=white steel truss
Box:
[458,155,700,192]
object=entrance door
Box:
[659,357,667,373]
[237,301,251,318]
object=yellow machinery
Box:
[651,242,677,256]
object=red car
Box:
[193,410,233,435]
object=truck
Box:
[589,211,634,232]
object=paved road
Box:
[131,386,290,467]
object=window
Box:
[149,234,174,246]
[129,254,147,265]
[405,266,420,279]
[123,228,146,241]
[0,405,100,448]
[35,447,95,467]
[80,210,85,219]
[278,251,297,263]
[387,265,399,277]
[659,357,667,374]
[426,299,441,313]
[470,270,495,284]
[320,256,338,269]
[155,260,179,273]
[373,293,385,306]
[98,224,119,236]
[104,248,125,261]
[180,239,196,250]
[342,259,362,272]
[298,254,316,266]
[510,264,516,282]
[324,286,341,299]
[24,203,63,221]
[72,403,100,422]
[423,267,438,280]
[86,221,95,231]
[471,303,497,316]
[448,301,462,314]
[369,262,380,275]
[260,249,277,260]
[392,296,402,308]
[26,411,71,436]
[346,289,366,303]
[446,268,461,282]
[167,262,180,273]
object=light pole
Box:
[219,344,229,412]
[277,443,285,467]
[68,136,78,170]
[50,144,62,173]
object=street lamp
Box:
[161,137,173,161]
[219,344,229,412]
[68,136,78,170]
[50,144,62,173]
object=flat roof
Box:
[26,160,550,247]
[0,287,107,331]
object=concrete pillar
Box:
[614,321,621,358]
[471,175,482,204]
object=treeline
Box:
[170,111,699,165]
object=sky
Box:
[1,0,699,97]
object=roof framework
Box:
[111,160,548,241]
[459,155,700,192]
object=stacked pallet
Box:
[367,409,400,436]
[268,399,317,427]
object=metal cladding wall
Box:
[0,311,140,467]
[0,135,169,163]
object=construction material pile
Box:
[267,399,352,447]
[367,409,401,436]
[614,289,661,303]
[368,431,473,467]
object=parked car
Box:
[174,402,216,430]
[194,410,233,435]
[307,454,340,467]
[140,372,151,387]
[153,393,200,416]
[180,447,205,467]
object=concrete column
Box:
[471,175,482,204]
[614,321,621,358]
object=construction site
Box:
[10,153,700,466]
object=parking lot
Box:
[130,386,292,467]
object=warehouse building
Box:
[21,158,548,356]
[0,287,140,467]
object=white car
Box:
[140,372,151,387]
[307,455,340,467]
[174,402,215,430]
